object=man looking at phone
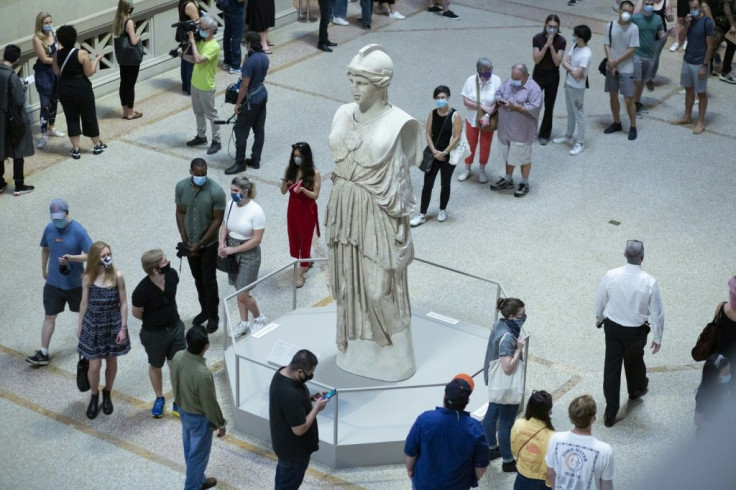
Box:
[269,349,328,489]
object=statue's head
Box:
[347,44,393,105]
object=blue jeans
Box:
[222,7,245,67]
[333,0,347,18]
[514,473,548,490]
[180,58,194,94]
[482,402,519,463]
[360,0,373,26]
[180,410,213,490]
[275,455,311,490]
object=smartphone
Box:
[321,389,337,400]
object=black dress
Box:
[57,47,99,137]
[247,0,275,32]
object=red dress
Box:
[287,186,320,267]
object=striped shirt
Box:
[494,78,543,143]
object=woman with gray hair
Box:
[218,176,267,337]
[458,57,501,183]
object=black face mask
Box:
[300,371,314,383]
[158,262,171,275]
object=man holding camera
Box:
[175,158,226,333]
[225,31,270,175]
[180,16,222,155]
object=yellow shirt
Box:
[510,417,554,484]
[191,39,220,91]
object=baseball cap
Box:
[445,374,474,408]
[49,198,69,219]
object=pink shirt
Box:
[494,78,543,143]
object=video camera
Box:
[176,241,191,258]
[169,19,201,58]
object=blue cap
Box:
[49,198,68,219]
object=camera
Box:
[176,242,191,258]
[169,20,202,57]
[225,79,241,104]
[171,19,199,34]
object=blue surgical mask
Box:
[435,99,448,109]
[719,374,731,384]
[231,192,243,203]
[546,27,557,35]
[192,175,207,187]
[101,256,113,268]
[199,29,209,38]
[42,25,54,32]
[643,5,654,14]
[294,157,303,166]
[53,218,67,229]
[510,79,523,87]
[690,9,699,17]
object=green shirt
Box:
[175,177,226,246]
[191,39,220,91]
[632,12,664,58]
[170,350,227,428]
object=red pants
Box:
[464,120,494,165]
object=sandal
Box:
[267,40,275,47]
[124,111,143,120]
[296,276,305,288]
[263,49,273,55]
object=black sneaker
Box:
[646,79,655,91]
[206,318,219,333]
[603,122,623,134]
[628,127,638,141]
[489,177,514,191]
[71,148,81,160]
[186,135,208,147]
[489,447,502,461]
[501,460,518,473]
[246,158,260,169]
[325,41,338,47]
[317,44,334,53]
[207,140,222,155]
[428,6,442,12]
[193,312,208,326]
[360,22,371,30]
[629,377,649,400]
[635,102,649,114]
[14,184,35,196]
[224,162,246,175]
[604,414,616,427]
[442,10,460,19]
[514,183,530,197]
[26,350,50,366]
[568,0,577,4]
[93,142,107,155]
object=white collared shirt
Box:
[460,74,501,127]
[594,263,665,344]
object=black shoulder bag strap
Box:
[431,108,454,152]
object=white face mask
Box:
[621,11,632,22]
[294,157,303,166]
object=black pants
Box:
[119,64,140,107]
[723,38,736,76]
[420,158,456,214]
[318,0,334,46]
[532,68,560,140]
[186,243,219,321]
[0,158,24,186]
[603,319,649,417]
[59,89,100,138]
[234,97,268,164]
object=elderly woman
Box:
[219,176,267,337]
[326,44,422,381]
[483,297,528,473]
[32,11,65,149]
[52,25,106,159]
[459,58,501,183]
[113,0,142,119]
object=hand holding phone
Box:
[321,388,337,400]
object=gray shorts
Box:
[498,138,532,166]
[633,56,655,82]
[604,69,635,97]
[139,320,186,368]
[227,238,261,292]
[680,61,708,94]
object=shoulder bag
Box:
[487,332,525,405]
[691,302,726,361]
[476,75,498,132]
[114,19,144,66]
[216,202,240,274]
[58,48,77,78]
[420,109,455,173]
[77,355,91,392]
[598,22,613,76]
[513,425,546,460]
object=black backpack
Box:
[3,73,26,148]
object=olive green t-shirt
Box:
[175,177,226,246]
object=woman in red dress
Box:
[280,142,321,288]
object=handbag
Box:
[420,109,455,173]
[449,131,471,165]
[216,203,240,274]
[77,355,90,392]
[598,22,613,76]
[476,75,498,132]
[691,302,725,361]
[487,332,525,405]
[114,21,143,66]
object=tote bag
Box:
[487,332,525,405]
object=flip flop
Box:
[123,111,143,120]
[267,40,275,46]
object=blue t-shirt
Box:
[404,407,490,490]
[684,15,715,65]
[39,220,93,290]
[241,51,269,104]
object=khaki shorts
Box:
[498,138,532,165]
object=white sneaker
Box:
[437,210,447,222]
[37,135,48,149]
[332,17,349,26]
[252,314,268,332]
[669,42,679,52]
[233,321,251,337]
[569,143,584,155]
[410,214,427,227]
[48,128,65,137]
[457,168,471,182]
[478,167,488,183]
[553,136,573,145]
[228,66,241,74]
[389,11,406,19]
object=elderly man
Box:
[404,374,490,489]
[488,63,543,198]
[594,240,664,427]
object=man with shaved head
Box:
[594,240,665,428]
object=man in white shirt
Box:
[546,395,614,490]
[594,239,664,427]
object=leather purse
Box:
[114,25,143,66]
[691,302,725,361]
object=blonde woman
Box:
[113,0,142,119]
[77,241,130,419]
[31,12,65,149]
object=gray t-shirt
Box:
[604,20,640,74]
[483,319,520,385]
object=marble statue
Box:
[325,44,422,381]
